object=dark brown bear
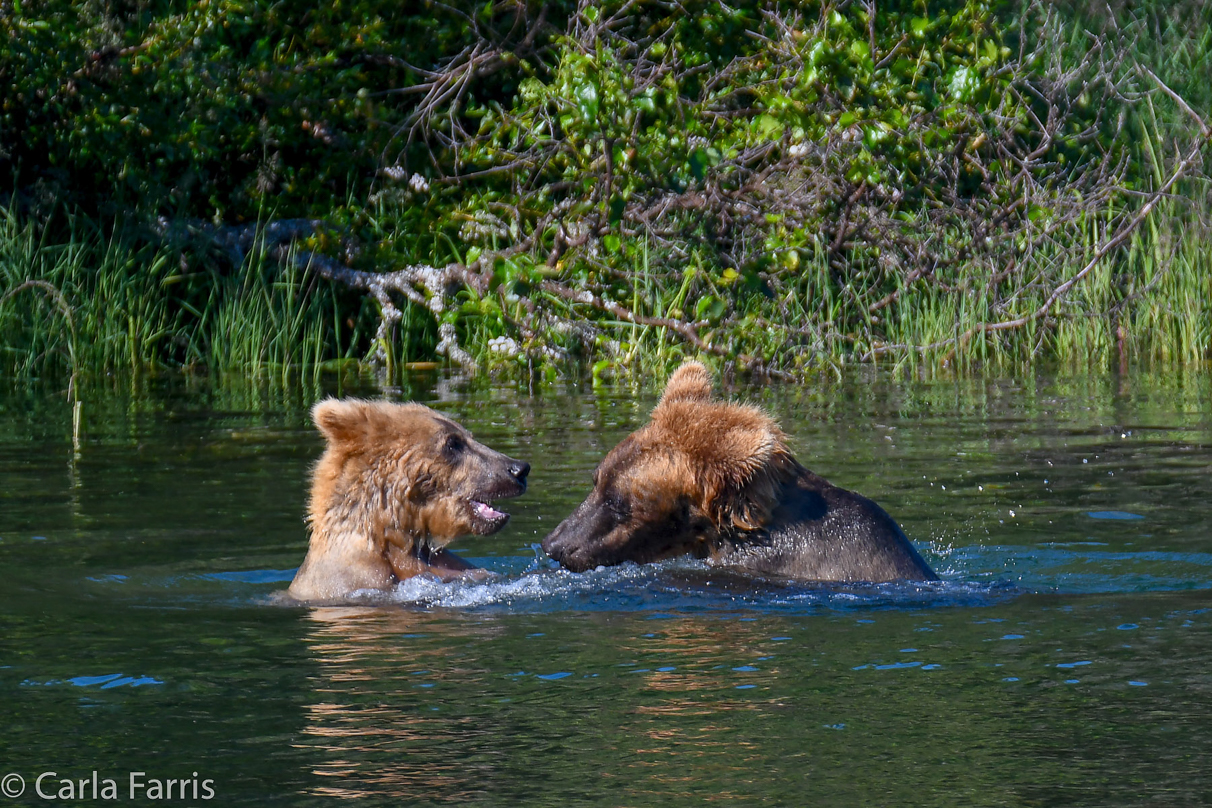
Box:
[542,362,936,582]
[288,399,530,602]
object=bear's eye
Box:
[673,501,691,527]
[606,492,631,520]
[444,434,466,456]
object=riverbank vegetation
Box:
[2,0,1209,383]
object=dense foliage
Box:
[1,0,1208,378]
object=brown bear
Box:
[541,362,936,582]
[288,399,530,602]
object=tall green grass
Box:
[877,203,1212,372]
[547,197,1210,382]
[2,193,1207,387]
[0,207,368,385]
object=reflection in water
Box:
[300,607,503,801]
[292,603,1062,805]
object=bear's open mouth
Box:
[471,500,507,521]
[465,470,526,534]
[466,492,520,534]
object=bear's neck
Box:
[313,500,440,561]
[707,450,801,544]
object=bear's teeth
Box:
[472,500,505,519]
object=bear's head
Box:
[541,362,796,572]
[309,399,530,555]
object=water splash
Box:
[95,539,1212,613]
[340,556,1020,615]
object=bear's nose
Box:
[509,460,530,481]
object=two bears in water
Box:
[287,361,937,602]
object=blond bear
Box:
[289,399,529,601]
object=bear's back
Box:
[721,467,938,583]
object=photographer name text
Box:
[1,771,215,801]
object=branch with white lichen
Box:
[152,217,512,369]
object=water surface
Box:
[1,370,1210,805]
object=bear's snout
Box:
[541,511,574,564]
[491,455,529,497]
[541,494,615,572]
[540,525,581,570]
[471,449,529,499]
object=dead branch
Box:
[152,217,528,369]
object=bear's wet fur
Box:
[288,399,529,602]
[542,362,936,583]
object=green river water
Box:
[1,369,1211,806]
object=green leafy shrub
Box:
[1,0,1207,378]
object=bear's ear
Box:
[312,398,373,447]
[657,361,713,408]
[697,408,782,491]
[681,405,794,532]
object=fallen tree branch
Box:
[537,278,792,379]
[540,279,715,353]
[152,217,519,369]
